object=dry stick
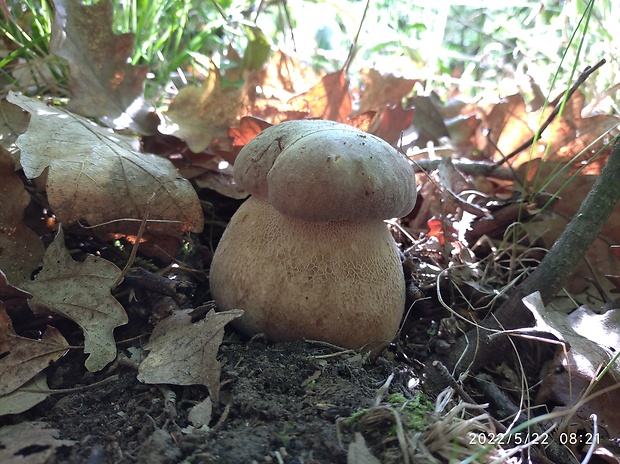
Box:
[426,134,620,382]
[490,59,606,170]
[111,193,155,290]
[343,0,371,76]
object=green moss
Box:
[386,392,434,432]
[344,392,434,434]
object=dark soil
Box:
[5,335,417,464]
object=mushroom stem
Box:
[209,197,405,350]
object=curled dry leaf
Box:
[0,148,45,285]
[50,0,154,134]
[137,307,243,402]
[21,227,127,372]
[7,92,203,242]
[0,304,69,396]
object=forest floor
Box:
[17,334,418,464]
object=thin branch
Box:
[343,0,371,75]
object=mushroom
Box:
[209,120,416,351]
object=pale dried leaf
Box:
[50,0,154,133]
[161,66,247,152]
[21,227,127,372]
[0,305,68,395]
[0,148,45,285]
[567,306,620,354]
[0,98,30,162]
[137,308,243,402]
[7,92,203,240]
[188,397,213,427]
[0,374,51,416]
[0,421,75,463]
[347,432,381,464]
[524,293,620,437]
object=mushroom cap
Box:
[233,120,416,222]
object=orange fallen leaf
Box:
[357,68,417,114]
[288,70,352,122]
[230,116,273,147]
[372,104,415,146]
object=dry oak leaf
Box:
[21,227,127,372]
[0,421,75,463]
[371,104,415,146]
[519,159,620,294]
[138,307,243,402]
[245,50,320,100]
[477,91,619,168]
[0,305,69,396]
[288,70,352,122]
[50,0,154,134]
[161,65,247,153]
[357,68,417,115]
[0,374,52,416]
[0,148,45,285]
[7,92,203,240]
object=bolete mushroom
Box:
[209,120,416,351]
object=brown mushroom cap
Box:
[233,120,416,222]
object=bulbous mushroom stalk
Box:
[209,120,416,351]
